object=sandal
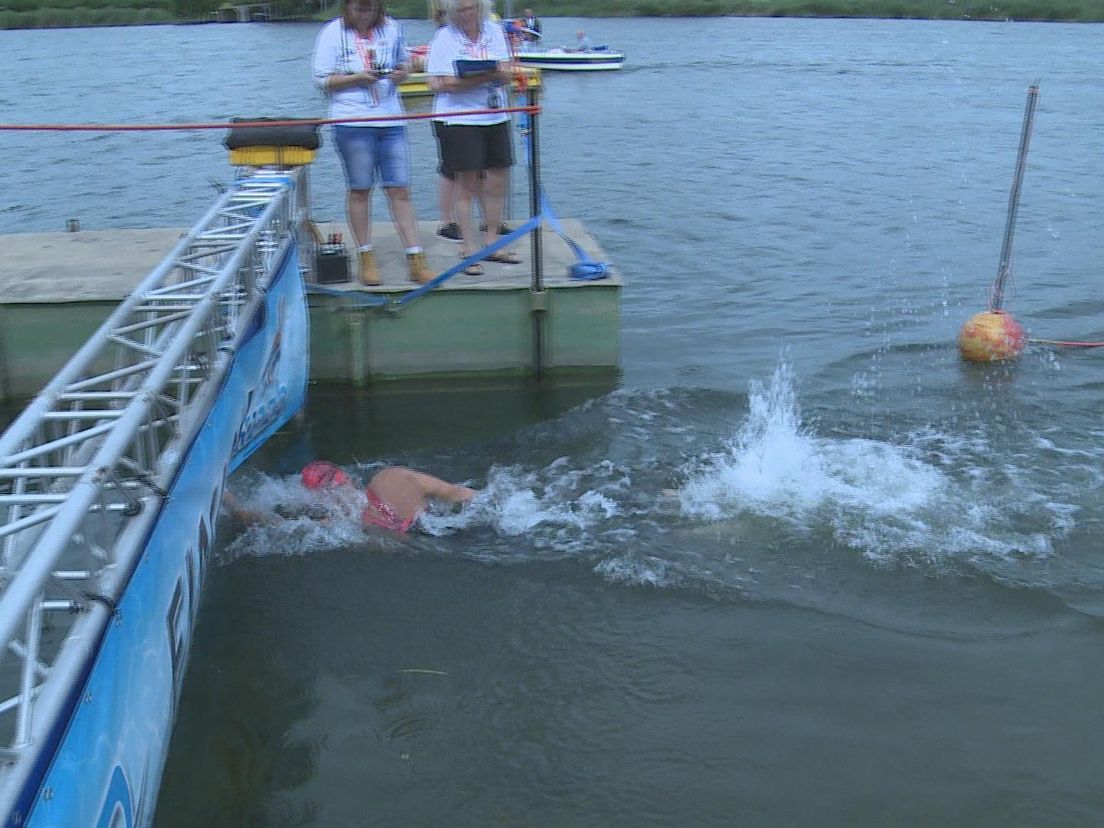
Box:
[459,251,484,276]
[485,249,521,264]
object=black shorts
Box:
[432,120,454,180]
[438,121,514,175]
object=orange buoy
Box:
[958,310,1025,362]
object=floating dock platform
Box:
[0,220,620,401]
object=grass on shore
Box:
[0,0,171,28]
[520,0,1104,20]
[2,0,1103,28]
[394,0,1104,20]
[0,9,172,28]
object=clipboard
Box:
[455,59,497,78]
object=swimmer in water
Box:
[225,460,477,534]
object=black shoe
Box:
[437,222,461,241]
[479,222,512,236]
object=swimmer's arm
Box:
[413,472,477,505]
[222,491,281,526]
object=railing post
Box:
[526,87,545,380]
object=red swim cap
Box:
[300,460,350,490]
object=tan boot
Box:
[358,250,381,286]
[407,251,433,284]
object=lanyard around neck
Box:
[457,23,488,55]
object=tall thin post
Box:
[526,86,545,379]
[527,87,543,294]
[991,83,1039,311]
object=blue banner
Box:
[18,241,308,827]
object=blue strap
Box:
[397,214,543,305]
[305,281,389,306]
[538,191,611,281]
[513,96,611,281]
[304,192,608,305]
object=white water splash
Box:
[220,457,633,562]
[220,364,1090,591]
[419,459,626,547]
[673,360,1074,568]
[219,474,385,561]
[679,361,841,520]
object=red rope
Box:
[0,105,539,133]
[1029,338,1104,348]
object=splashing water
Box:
[678,361,850,520]
[220,474,391,562]
[220,360,1095,601]
[674,360,1077,571]
[220,459,633,563]
[419,458,631,558]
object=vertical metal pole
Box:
[0,307,10,404]
[346,310,369,386]
[528,87,543,294]
[991,83,1039,311]
[526,86,545,380]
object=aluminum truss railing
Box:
[0,165,308,772]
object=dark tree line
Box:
[167,0,322,18]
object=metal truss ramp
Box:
[0,165,309,816]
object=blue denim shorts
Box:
[332,125,411,190]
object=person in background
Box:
[435,157,462,240]
[434,3,514,243]
[522,7,540,36]
[436,171,513,242]
[431,5,462,242]
[312,0,434,286]
[569,30,592,52]
[426,0,521,276]
[226,460,477,535]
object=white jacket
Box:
[311,17,409,127]
[427,22,511,126]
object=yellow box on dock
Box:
[228,146,317,166]
[399,67,541,98]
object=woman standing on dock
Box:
[312,0,433,286]
[426,0,520,276]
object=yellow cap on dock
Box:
[228,146,316,166]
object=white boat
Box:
[516,47,625,72]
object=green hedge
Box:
[0,0,169,9]
[2,0,1103,29]
[497,0,1104,17]
[0,7,174,26]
